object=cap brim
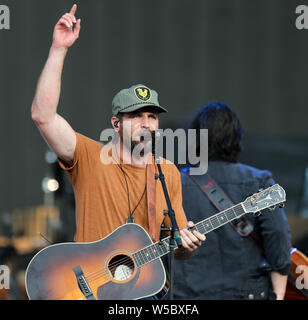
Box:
[117,103,168,114]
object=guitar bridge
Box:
[73,265,96,300]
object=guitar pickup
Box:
[73,265,96,300]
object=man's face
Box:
[119,107,159,154]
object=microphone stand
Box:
[152,132,182,300]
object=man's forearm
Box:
[271,271,288,300]
[31,45,68,125]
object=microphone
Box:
[151,130,161,155]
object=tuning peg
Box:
[279,202,285,208]
[253,211,262,217]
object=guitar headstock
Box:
[242,184,286,214]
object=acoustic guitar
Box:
[25,184,285,300]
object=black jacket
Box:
[173,161,292,300]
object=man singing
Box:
[30,4,205,293]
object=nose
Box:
[141,116,150,129]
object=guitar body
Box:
[25,223,166,300]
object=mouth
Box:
[134,130,152,143]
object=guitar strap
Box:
[183,169,263,248]
[147,162,157,241]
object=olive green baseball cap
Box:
[112,84,168,116]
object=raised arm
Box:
[31,4,81,164]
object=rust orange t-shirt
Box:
[58,132,188,243]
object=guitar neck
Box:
[132,202,246,268]
[193,202,245,235]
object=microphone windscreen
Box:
[151,130,161,155]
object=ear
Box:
[111,116,120,132]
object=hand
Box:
[52,4,81,49]
[180,221,206,254]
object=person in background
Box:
[173,102,291,300]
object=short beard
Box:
[119,126,152,159]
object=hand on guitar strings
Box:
[175,221,206,259]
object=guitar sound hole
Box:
[108,254,134,281]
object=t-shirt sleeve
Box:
[57,132,100,178]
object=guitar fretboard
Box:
[132,203,245,268]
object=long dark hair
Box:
[189,102,242,163]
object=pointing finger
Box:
[69,3,77,16]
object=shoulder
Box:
[234,163,275,188]
[71,131,104,166]
[206,161,273,181]
[75,132,103,150]
[213,162,276,191]
[74,132,105,161]
[180,162,274,186]
[235,162,273,180]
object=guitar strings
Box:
[83,204,245,284]
[195,204,243,233]
[85,244,161,283]
[84,235,173,283]
[84,239,169,283]
[85,257,136,283]
[84,251,143,282]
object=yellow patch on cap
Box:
[134,86,152,101]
